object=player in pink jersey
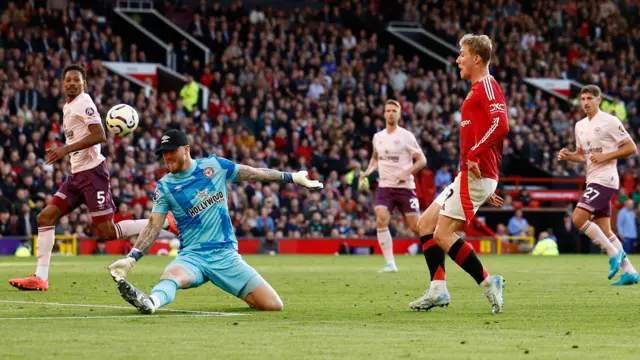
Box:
[9,64,177,292]
[558,84,637,285]
[359,100,426,273]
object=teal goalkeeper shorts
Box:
[165,247,262,298]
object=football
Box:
[106,104,139,136]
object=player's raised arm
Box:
[234,164,323,189]
[46,123,106,164]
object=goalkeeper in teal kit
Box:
[108,129,323,313]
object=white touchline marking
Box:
[0,314,223,321]
[0,300,248,316]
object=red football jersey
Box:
[459,75,510,180]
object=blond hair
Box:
[385,99,401,108]
[459,34,492,64]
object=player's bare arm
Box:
[234,165,323,189]
[558,147,586,163]
[235,165,288,182]
[398,152,427,184]
[590,140,637,164]
[131,212,166,253]
[46,124,106,164]
[108,212,166,281]
[360,150,378,181]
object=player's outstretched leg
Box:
[410,203,450,311]
[117,279,157,314]
[96,211,180,243]
[572,208,625,279]
[608,235,639,285]
[375,207,397,273]
[591,217,640,285]
[9,205,63,291]
[118,266,187,314]
[434,215,504,314]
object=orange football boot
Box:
[9,275,49,291]
[165,211,179,236]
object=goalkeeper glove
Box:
[108,249,142,281]
[284,171,323,189]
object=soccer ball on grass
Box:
[106,104,139,136]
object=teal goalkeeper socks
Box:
[150,279,179,307]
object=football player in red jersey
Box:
[409,34,509,314]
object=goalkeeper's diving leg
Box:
[116,262,283,314]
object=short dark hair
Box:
[63,64,86,81]
[580,84,601,98]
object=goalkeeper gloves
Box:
[284,171,323,189]
[108,249,142,281]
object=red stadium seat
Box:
[623,174,635,194]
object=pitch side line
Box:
[0,314,223,321]
[0,300,248,316]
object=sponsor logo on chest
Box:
[188,189,225,217]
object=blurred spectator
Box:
[508,209,529,236]
[554,213,581,253]
[531,231,559,256]
[179,73,199,113]
[617,199,637,254]
[258,230,278,255]
[93,241,108,255]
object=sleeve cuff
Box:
[228,164,240,181]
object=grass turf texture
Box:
[1,255,639,359]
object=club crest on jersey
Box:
[594,127,601,134]
[85,107,95,116]
[203,167,215,178]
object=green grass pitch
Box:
[1,255,639,359]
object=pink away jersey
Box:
[62,93,105,173]
[373,126,423,189]
[575,110,632,189]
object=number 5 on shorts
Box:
[97,191,106,205]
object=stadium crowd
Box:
[0,0,639,253]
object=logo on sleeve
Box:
[85,107,96,116]
[203,167,215,178]
[153,188,161,202]
[619,125,627,135]
[489,103,506,114]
